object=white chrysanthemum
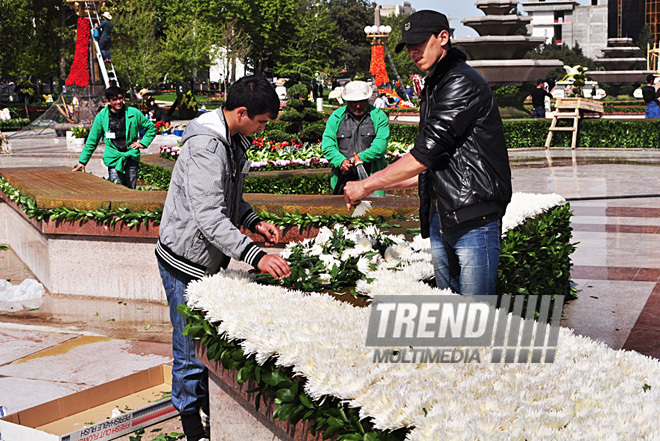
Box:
[280,247,293,260]
[356,256,371,275]
[317,273,332,284]
[353,235,374,253]
[319,254,340,271]
[307,244,323,256]
[314,227,333,245]
[341,247,363,261]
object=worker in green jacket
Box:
[322,80,390,196]
[73,86,157,189]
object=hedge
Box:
[388,119,660,148]
[0,118,30,130]
[497,203,576,300]
[138,163,332,195]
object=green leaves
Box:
[497,203,578,301]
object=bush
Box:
[389,119,660,148]
[498,203,577,299]
[285,99,305,112]
[264,129,292,143]
[287,83,309,100]
[299,123,325,143]
[244,172,331,194]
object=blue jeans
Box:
[108,159,138,189]
[532,106,546,118]
[158,261,208,416]
[429,212,502,295]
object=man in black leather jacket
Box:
[344,10,512,296]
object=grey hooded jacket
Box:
[156,108,264,279]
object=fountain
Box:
[453,0,563,115]
[589,37,653,86]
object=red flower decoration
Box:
[65,17,91,87]
[369,45,390,87]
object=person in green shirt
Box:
[322,80,390,196]
[72,86,157,189]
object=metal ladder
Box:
[84,2,119,88]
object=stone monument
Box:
[453,0,563,114]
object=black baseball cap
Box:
[395,10,450,53]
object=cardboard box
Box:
[0,365,178,441]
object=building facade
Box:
[380,1,415,17]
[522,0,608,59]
[607,0,660,42]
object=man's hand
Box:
[344,180,368,210]
[72,163,86,172]
[258,254,291,279]
[130,141,144,150]
[254,221,281,245]
[340,159,352,174]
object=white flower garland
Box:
[185,193,660,439]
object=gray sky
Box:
[400,0,591,37]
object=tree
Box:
[275,0,342,85]
[159,0,220,84]
[111,0,164,91]
[226,0,301,76]
[0,0,76,95]
[216,18,252,87]
[526,41,596,82]
[327,0,373,75]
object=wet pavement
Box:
[1,133,660,439]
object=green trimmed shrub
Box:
[264,129,292,143]
[299,123,325,143]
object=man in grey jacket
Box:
[156,75,290,441]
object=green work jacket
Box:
[322,105,390,195]
[79,105,157,173]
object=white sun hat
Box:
[341,81,372,102]
[102,12,112,20]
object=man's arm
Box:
[410,74,483,170]
[344,153,426,208]
[73,113,104,171]
[135,110,157,148]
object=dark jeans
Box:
[99,38,111,61]
[429,212,502,296]
[532,106,546,119]
[108,159,138,189]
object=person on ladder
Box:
[99,11,113,63]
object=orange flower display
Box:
[369,45,390,87]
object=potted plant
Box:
[71,126,89,152]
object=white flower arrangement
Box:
[185,193,660,438]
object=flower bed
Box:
[176,193,649,440]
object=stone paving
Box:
[1,133,660,439]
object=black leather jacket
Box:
[411,48,512,237]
